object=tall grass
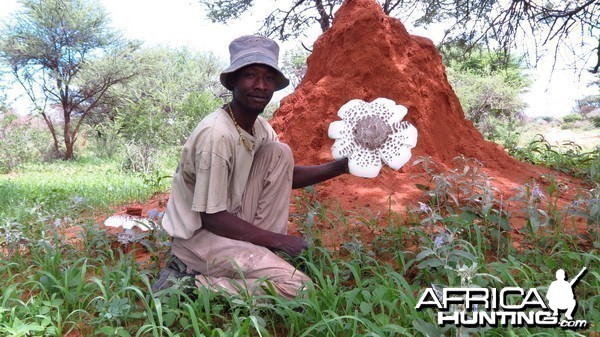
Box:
[0,144,598,336]
[507,134,600,183]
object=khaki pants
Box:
[172,142,310,300]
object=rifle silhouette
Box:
[569,267,587,287]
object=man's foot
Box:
[166,254,188,274]
[151,267,187,292]
[151,255,197,296]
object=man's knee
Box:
[270,268,311,299]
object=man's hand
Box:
[292,157,349,189]
[275,235,308,257]
[202,211,308,256]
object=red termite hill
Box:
[270,0,579,213]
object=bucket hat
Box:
[220,35,290,91]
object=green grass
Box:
[495,122,600,184]
[0,157,172,224]
[0,151,598,336]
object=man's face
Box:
[231,64,277,113]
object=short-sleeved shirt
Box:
[162,107,278,239]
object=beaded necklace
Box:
[227,103,256,152]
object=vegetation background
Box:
[0,0,598,336]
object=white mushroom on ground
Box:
[328,98,418,178]
[104,214,155,231]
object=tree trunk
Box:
[382,0,391,13]
[40,112,62,159]
[64,140,74,160]
[314,0,331,32]
[63,105,74,160]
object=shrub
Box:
[0,114,50,173]
[591,115,600,128]
[562,113,583,124]
[88,120,124,159]
[120,140,158,174]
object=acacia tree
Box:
[0,0,138,160]
[201,0,599,74]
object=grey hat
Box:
[220,35,290,91]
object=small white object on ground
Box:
[104,214,155,231]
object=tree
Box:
[109,47,225,147]
[0,0,138,160]
[429,0,599,74]
[201,0,339,41]
[88,47,225,168]
[575,74,600,114]
[280,47,310,89]
[0,65,12,114]
[200,0,599,74]
[443,46,530,139]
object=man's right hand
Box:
[202,211,308,257]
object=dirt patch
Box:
[93,193,170,264]
[536,127,599,150]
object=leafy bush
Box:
[178,91,224,141]
[447,68,527,127]
[562,113,583,124]
[106,47,224,149]
[590,115,600,128]
[88,120,124,158]
[444,48,529,139]
[483,115,527,146]
[0,114,50,173]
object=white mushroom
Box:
[328,98,418,178]
[104,214,155,231]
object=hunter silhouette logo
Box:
[546,267,587,321]
[415,266,589,329]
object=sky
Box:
[0,0,596,117]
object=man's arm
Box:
[200,211,307,257]
[292,157,349,189]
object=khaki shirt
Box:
[162,107,278,239]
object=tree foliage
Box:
[109,47,225,147]
[431,0,599,74]
[202,0,339,40]
[444,46,530,139]
[89,47,225,168]
[0,0,138,160]
[0,68,9,113]
[200,0,599,74]
[280,47,311,89]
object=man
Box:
[154,35,348,300]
